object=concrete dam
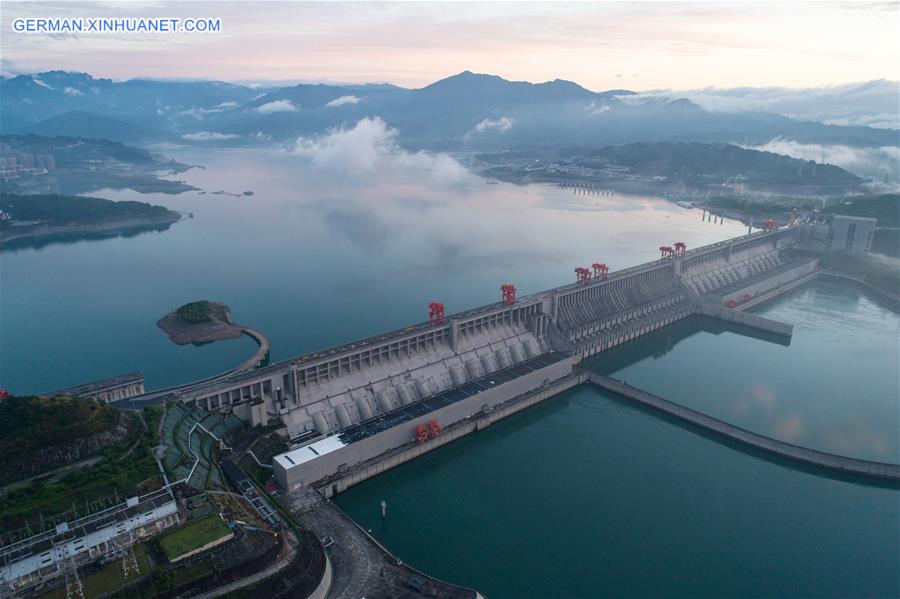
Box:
[161,225,890,493]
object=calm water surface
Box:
[1,148,745,393]
[335,385,899,598]
[4,148,897,597]
[586,282,900,462]
[335,281,899,598]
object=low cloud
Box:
[744,137,900,185]
[473,116,514,134]
[326,95,361,107]
[619,80,899,130]
[182,131,240,141]
[31,76,52,89]
[63,86,83,96]
[255,99,298,113]
[586,102,611,116]
[291,117,470,183]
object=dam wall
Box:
[180,226,820,491]
[264,226,900,494]
[710,259,819,307]
[586,374,900,481]
[308,372,588,498]
[275,355,575,493]
[696,304,794,337]
[678,229,795,296]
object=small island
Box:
[157,300,245,346]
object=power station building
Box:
[796,214,877,254]
[0,489,179,596]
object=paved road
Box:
[192,528,299,599]
[287,488,372,599]
[112,328,270,410]
[281,487,476,599]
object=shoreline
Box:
[157,302,243,346]
[0,210,184,247]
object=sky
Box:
[1,1,898,91]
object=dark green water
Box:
[587,281,899,462]
[335,283,900,598]
[3,148,897,597]
[335,384,899,598]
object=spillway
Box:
[175,227,815,493]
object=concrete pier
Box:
[696,303,794,338]
[585,373,900,482]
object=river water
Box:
[2,148,897,597]
[1,147,746,393]
[335,281,899,598]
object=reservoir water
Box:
[334,384,899,598]
[1,148,746,393]
[587,281,900,462]
[334,280,899,598]
[3,148,897,597]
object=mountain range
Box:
[2,70,897,153]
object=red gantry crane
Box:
[659,246,675,259]
[429,301,445,324]
[591,262,609,280]
[575,267,592,284]
[501,284,517,305]
[673,242,687,256]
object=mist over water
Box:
[0,147,746,393]
[3,147,897,598]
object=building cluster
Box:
[0,154,57,178]
[46,372,145,403]
[0,489,179,596]
[798,214,876,254]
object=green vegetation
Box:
[176,300,214,323]
[787,248,900,294]
[707,195,814,215]
[0,398,160,533]
[0,395,118,465]
[143,405,164,444]
[588,142,862,189]
[823,194,900,228]
[39,544,151,599]
[0,193,174,228]
[158,514,232,562]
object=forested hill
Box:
[589,142,863,188]
[0,395,133,485]
[1,193,176,227]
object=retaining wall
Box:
[586,374,900,481]
[313,371,587,497]
[278,358,576,492]
[697,303,793,337]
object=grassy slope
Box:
[158,514,232,562]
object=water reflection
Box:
[0,147,746,394]
[0,220,177,252]
[588,281,900,462]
